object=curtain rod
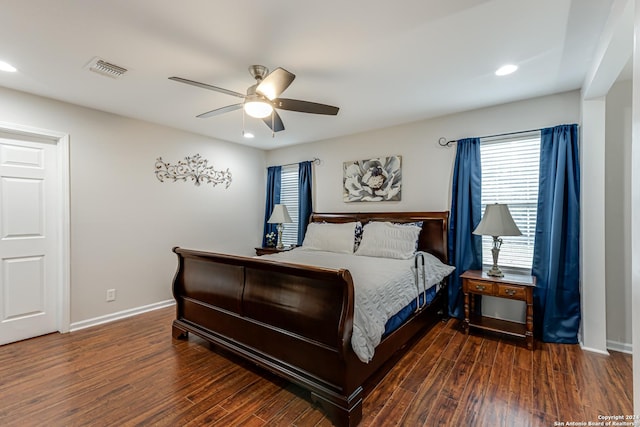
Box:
[267,157,320,168]
[438,128,541,147]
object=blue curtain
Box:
[298,161,313,246]
[532,124,580,343]
[447,138,483,318]
[262,166,281,247]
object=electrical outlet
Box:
[106,288,116,302]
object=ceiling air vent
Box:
[85,57,128,79]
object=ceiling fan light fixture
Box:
[244,99,273,118]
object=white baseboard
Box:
[579,344,610,355]
[606,339,633,354]
[69,299,175,332]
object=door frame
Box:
[0,121,70,333]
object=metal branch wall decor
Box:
[155,154,232,188]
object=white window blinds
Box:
[480,132,540,270]
[280,164,299,246]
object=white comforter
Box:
[259,248,450,363]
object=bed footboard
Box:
[171,247,362,425]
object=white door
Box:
[0,136,60,345]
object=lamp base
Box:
[486,265,504,277]
[487,239,504,277]
[275,223,284,250]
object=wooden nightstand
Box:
[460,270,536,350]
[255,246,295,256]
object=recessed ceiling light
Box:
[243,131,255,139]
[0,61,17,72]
[495,64,518,76]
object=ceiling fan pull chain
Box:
[271,112,275,138]
[242,108,246,137]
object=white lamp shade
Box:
[268,204,292,224]
[244,99,273,118]
[473,203,522,237]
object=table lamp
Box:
[473,203,522,277]
[267,204,292,249]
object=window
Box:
[279,164,299,246]
[480,132,540,271]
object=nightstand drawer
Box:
[465,279,495,295]
[496,284,526,300]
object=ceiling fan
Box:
[169,65,339,133]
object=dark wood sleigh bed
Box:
[171,211,450,426]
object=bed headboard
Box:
[309,211,449,263]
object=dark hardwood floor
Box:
[0,307,632,426]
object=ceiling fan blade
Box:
[197,103,243,118]
[274,98,339,115]
[262,110,285,132]
[169,76,245,99]
[256,68,295,100]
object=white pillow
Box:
[355,221,421,259]
[302,222,357,254]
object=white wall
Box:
[580,0,634,356]
[0,86,265,324]
[605,78,633,351]
[632,0,640,413]
[267,90,581,322]
[581,97,609,353]
[268,91,580,210]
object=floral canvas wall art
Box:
[343,155,402,202]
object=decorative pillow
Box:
[354,221,363,252]
[355,221,422,259]
[302,222,358,254]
